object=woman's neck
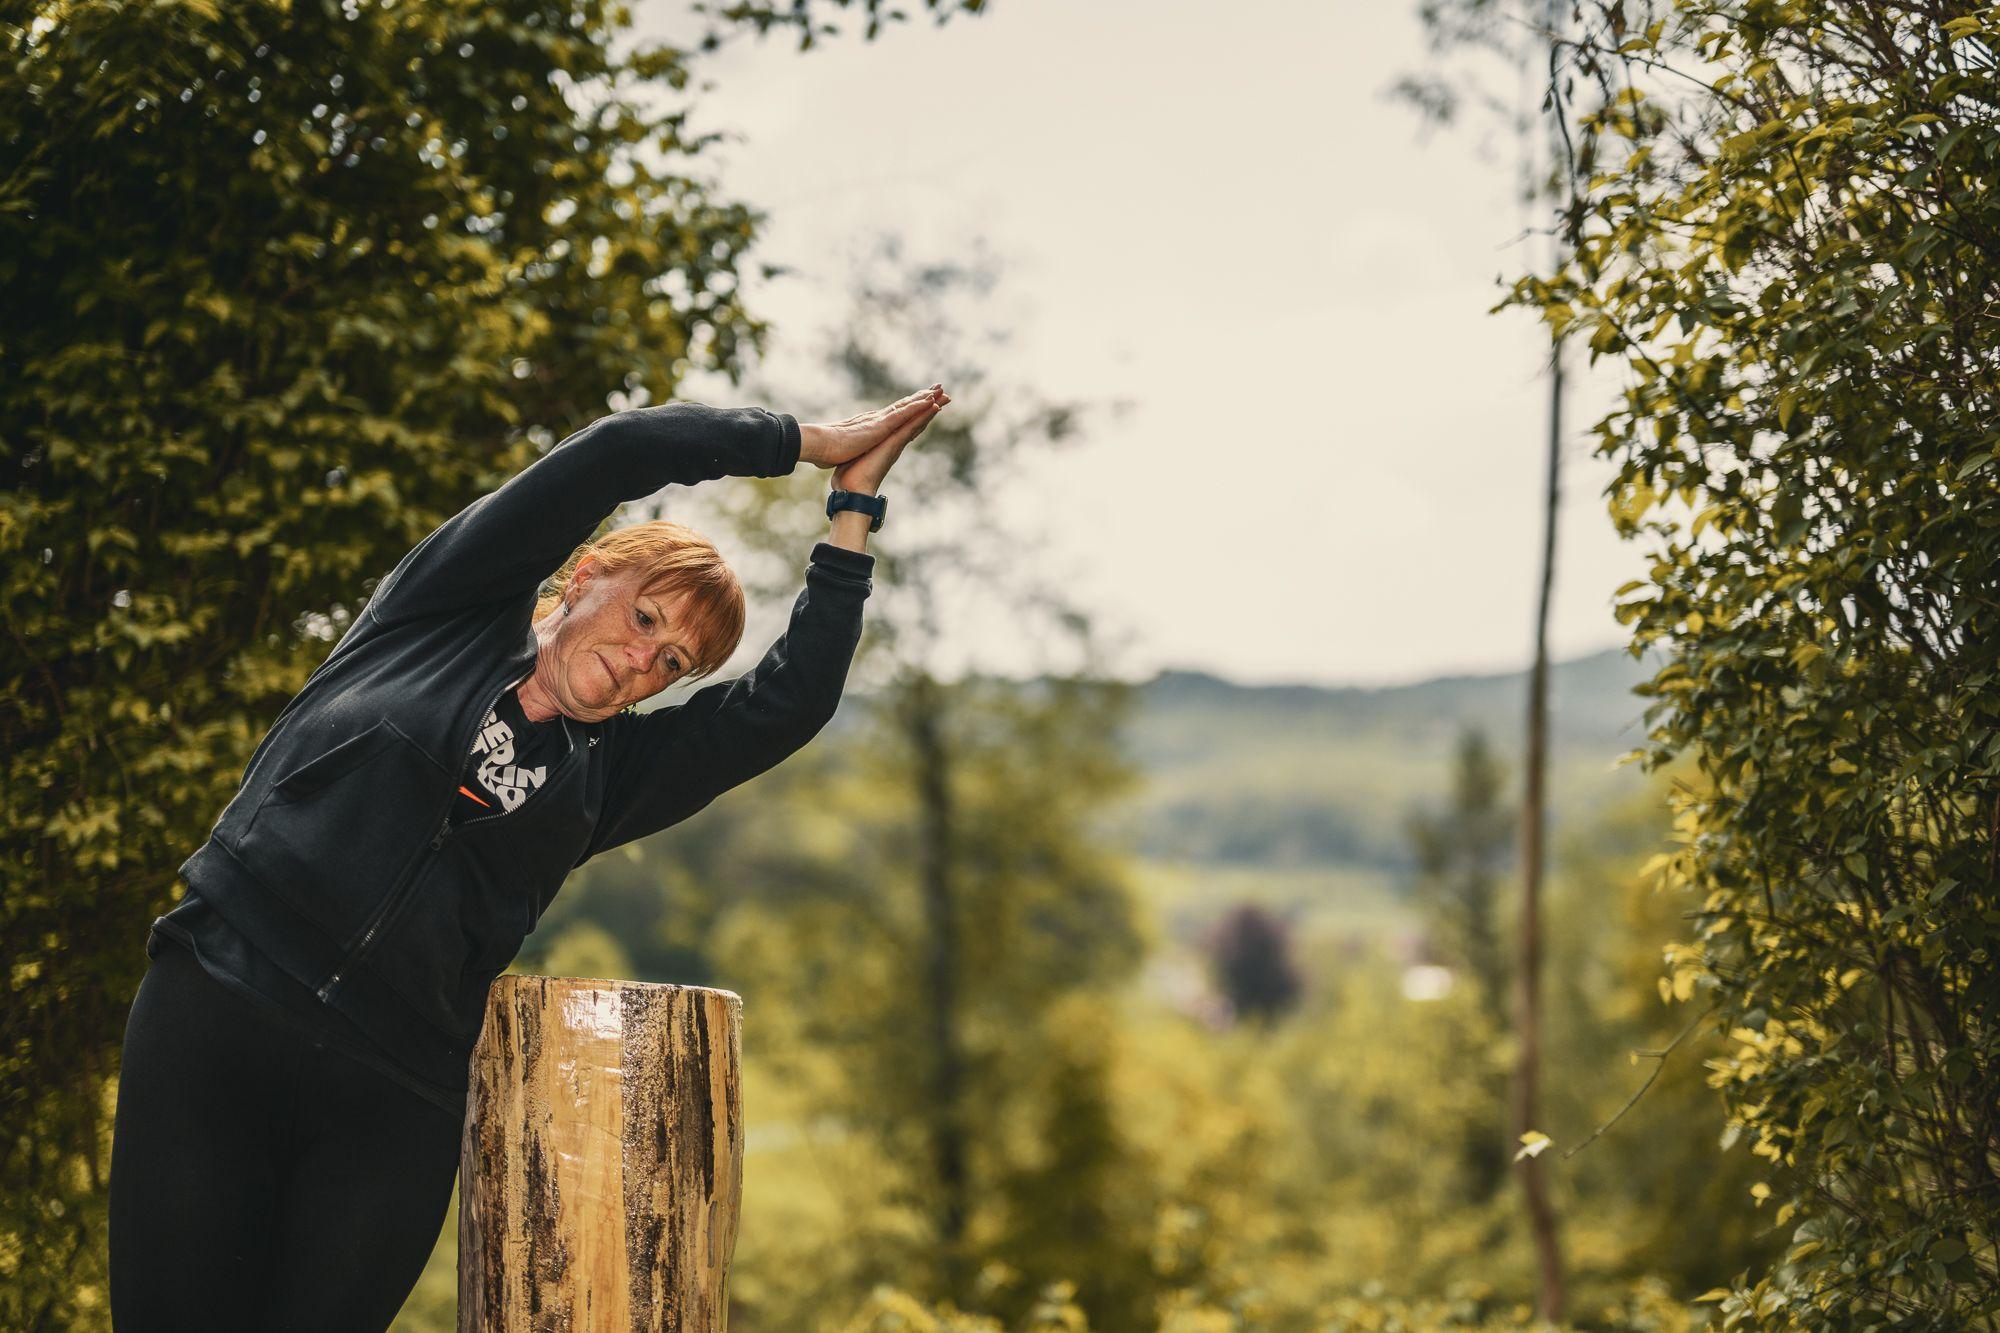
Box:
[518,610,564,724]
[514,671,561,724]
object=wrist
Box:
[827,508,872,554]
[797,422,832,469]
[826,487,886,528]
[826,488,885,556]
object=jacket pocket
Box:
[269,725,401,806]
[239,720,450,946]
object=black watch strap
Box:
[826,489,888,532]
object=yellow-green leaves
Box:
[2,0,799,1321]
[1481,0,2000,1320]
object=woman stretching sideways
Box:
[108,386,948,1330]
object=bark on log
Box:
[459,975,744,1331]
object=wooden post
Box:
[459,975,744,1331]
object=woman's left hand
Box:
[834,388,947,495]
[800,386,947,470]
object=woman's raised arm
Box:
[365,402,800,626]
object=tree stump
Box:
[459,975,744,1331]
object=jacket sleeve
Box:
[365,402,801,625]
[578,541,874,861]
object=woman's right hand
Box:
[799,386,947,471]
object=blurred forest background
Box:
[4,0,1996,1329]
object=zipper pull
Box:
[430,820,452,850]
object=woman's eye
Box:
[637,609,653,629]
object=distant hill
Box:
[1116,645,1665,876]
[820,645,1666,876]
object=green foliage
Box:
[838,1274,1710,1332]
[1126,773,1772,1326]
[1404,727,1516,1200]
[398,690,1768,1330]
[1490,1,2000,1322]
[0,0,780,1320]
[738,770,1767,1329]
[838,1278,1089,1333]
[688,0,987,53]
[646,676,1151,1330]
[756,250,1149,1327]
[988,996,1161,1328]
[1540,775,1780,1299]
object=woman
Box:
[107,385,948,1329]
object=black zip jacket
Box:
[172,401,872,1109]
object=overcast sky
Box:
[634,0,1651,688]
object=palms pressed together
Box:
[799,385,949,494]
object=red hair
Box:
[534,520,745,680]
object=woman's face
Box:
[530,556,701,722]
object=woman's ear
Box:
[568,554,599,602]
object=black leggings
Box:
[109,940,463,1331]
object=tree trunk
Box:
[460,974,744,1331]
[1516,327,1567,1323]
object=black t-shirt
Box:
[452,685,566,823]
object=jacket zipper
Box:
[314,671,521,1004]
[447,713,581,835]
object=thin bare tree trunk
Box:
[1516,328,1567,1322]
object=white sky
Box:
[632,0,1652,688]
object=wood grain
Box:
[459,975,744,1331]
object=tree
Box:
[1202,904,1304,1026]
[1406,726,1515,1029]
[1485,1,2000,1323]
[689,236,1155,1328]
[1406,726,1516,1200]
[687,0,986,52]
[0,1,979,1323]
[1393,0,1587,1313]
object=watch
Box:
[826,489,888,532]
